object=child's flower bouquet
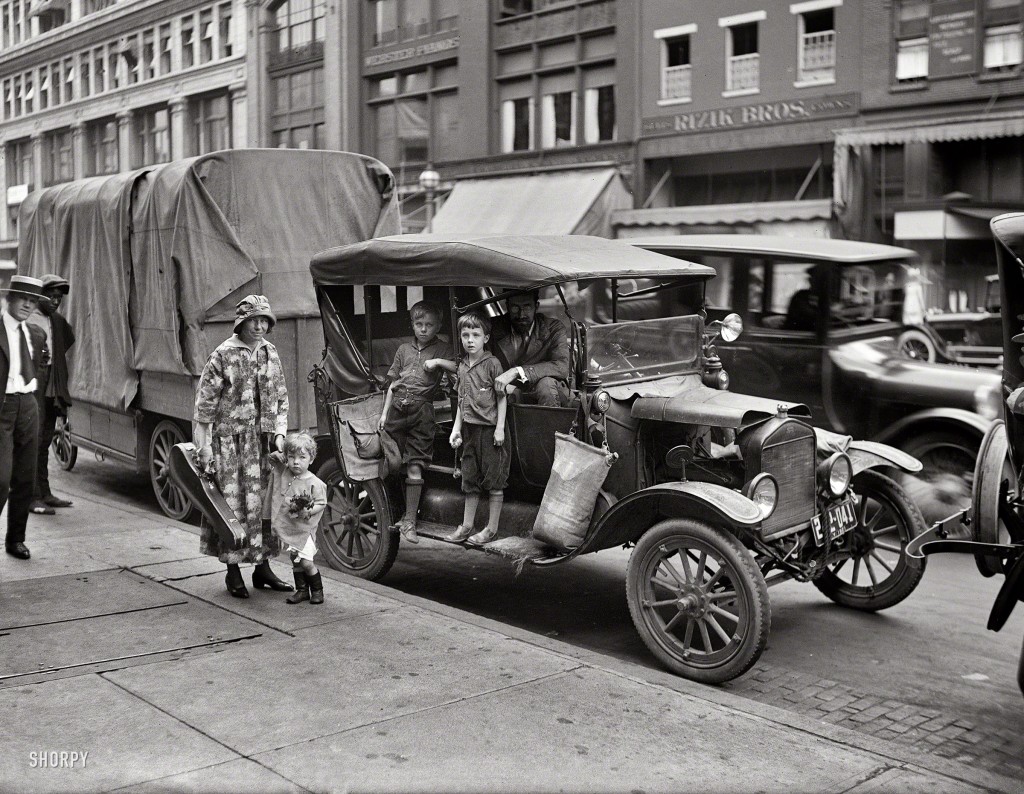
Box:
[287,489,315,518]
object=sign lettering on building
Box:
[364,37,459,68]
[641,93,859,137]
[929,0,976,78]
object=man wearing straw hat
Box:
[0,275,46,560]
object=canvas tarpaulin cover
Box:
[18,149,399,412]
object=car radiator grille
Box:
[760,430,816,537]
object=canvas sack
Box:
[532,432,614,551]
[330,392,386,481]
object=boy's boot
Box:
[398,478,423,543]
[286,572,309,604]
[307,572,324,605]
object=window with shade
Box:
[368,65,459,168]
[191,92,232,154]
[500,95,533,152]
[894,0,929,83]
[983,0,1023,74]
[43,128,75,187]
[272,0,326,59]
[5,138,33,190]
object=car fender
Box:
[846,439,923,476]
[588,481,762,549]
[871,408,994,449]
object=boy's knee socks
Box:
[404,477,424,522]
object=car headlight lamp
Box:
[974,384,1002,422]
[819,452,853,497]
[593,390,611,414]
[743,473,778,519]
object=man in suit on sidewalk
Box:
[491,290,571,407]
[27,274,75,515]
[1,275,45,559]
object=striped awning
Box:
[835,112,1024,147]
[612,198,833,229]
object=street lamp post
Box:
[418,167,440,233]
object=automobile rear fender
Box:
[846,440,923,476]
[871,408,993,450]
[588,481,762,550]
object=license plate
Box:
[811,499,858,546]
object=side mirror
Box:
[707,313,743,342]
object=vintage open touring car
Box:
[307,234,928,684]
[909,214,1024,695]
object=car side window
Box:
[747,261,816,332]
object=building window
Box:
[83,0,117,14]
[219,2,234,58]
[85,117,119,176]
[134,106,171,167]
[5,138,33,190]
[370,0,397,45]
[200,8,214,63]
[43,128,74,187]
[660,34,692,102]
[401,0,429,40]
[182,15,196,69]
[724,19,760,93]
[274,0,326,56]
[541,90,575,148]
[436,0,457,32]
[368,65,458,169]
[271,67,325,149]
[895,37,928,82]
[794,3,837,85]
[584,84,615,143]
[499,0,533,19]
[191,92,232,154]
[501,96,533,152]
[984,24,1023,72]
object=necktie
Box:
[19,324,34,384]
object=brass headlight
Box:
[818,452,853,497]
[593,390,611,413]
[743,473,778,519]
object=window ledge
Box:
[722,87,760,98]
[889,80,928,92]
[657,97,692,106]
[793,77,836,88]
[977,68,1022,82]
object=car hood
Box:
[829,337,1000,408]
[613,375,810,429]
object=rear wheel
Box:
[814,470,925,611]
[897,328,937,362]
[626,519,770,684]
[899,430,978,525]
[149,420,196,522]
[316,459,397,581]
[52,415,77,471]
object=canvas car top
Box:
[627,235,918,265]
[310,234,715,290]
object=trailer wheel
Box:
[52,415,78,472]
[149,420,196,522]
[316,459,397,581]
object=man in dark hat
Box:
[1,275,47,559]
[27,274,75,515]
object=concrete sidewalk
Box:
[0,472,1014,793]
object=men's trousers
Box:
[33,366,58,500]
[0,393,39,546]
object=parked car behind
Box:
[627,235,1002,518]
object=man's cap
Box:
[3,275,44,300]
[40,274,70,294]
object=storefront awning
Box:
[893,206,1018,240]
[835,112,1024,147]
[612,198,833,229]
[430,168,631,237]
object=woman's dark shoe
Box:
[307,572,324,605]
[225,564,249,599]
[252,561,294,592]
[286,571,310,604]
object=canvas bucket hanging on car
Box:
[532,432,615,551]
[329,392,399,481]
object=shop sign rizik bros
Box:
[642,93,859,137]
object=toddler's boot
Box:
[308,572,324,605]
[286,571,310,604]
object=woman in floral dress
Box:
[194,295,293,598]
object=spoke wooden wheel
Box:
[627,519,770,684]
[814,470,925,611]
[51,415,77,471]
[149,420,195,522]
[316,459,397,581]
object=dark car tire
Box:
[899,429,978,519]
[316,459,398,581]
[52,415,78,472]
[971,421,1015,577]
[627,519,770,684]
[896,328,937,362]
[814,470,926,611]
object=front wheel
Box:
[316,459,397,581]
[626,519,770,684]
[149,420,196,522]
[896,328,937,362]
[814,470,926,611]
[52,415,78,471]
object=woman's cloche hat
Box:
[234,294,276,332]
[3,275,45,300]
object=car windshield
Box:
[831,261,921,328]
[587,316,702,385]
